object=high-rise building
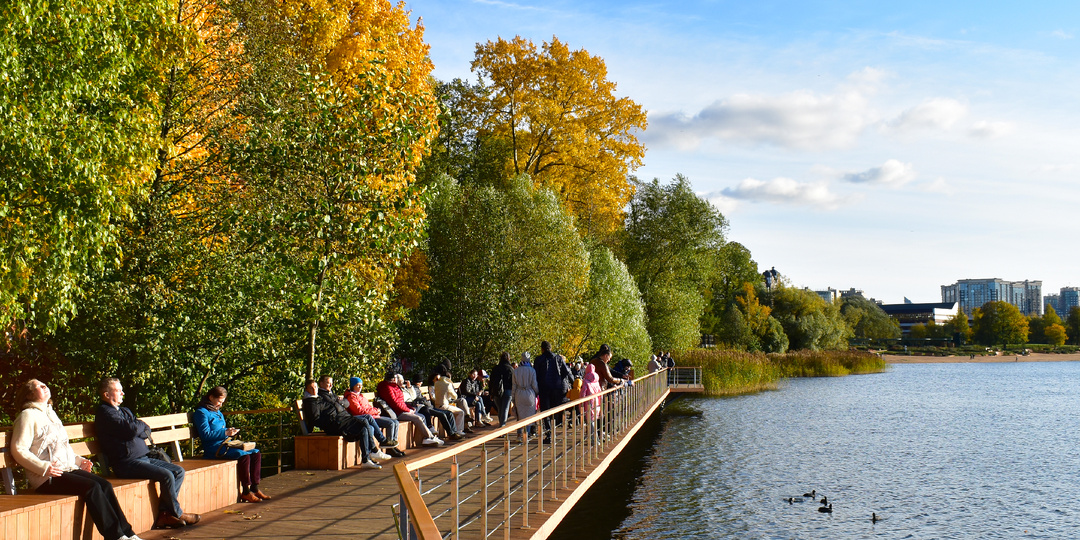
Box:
[1059,287,1080,317]
[1045,294,1061,315]
[941,278,1043,318]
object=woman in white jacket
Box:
[512,352,538,437]
[11,379,141,540]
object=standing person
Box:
[490,352,515,427]
[12,380,143,540]
[95,378,200,529]
[588,344,625,389]
[647,354,663,374]
[433,366,468,434]
[191,386,270,503]
[375,374,444,447]
[665,352,676,384]
[578,365,603,444]
[343,377,406,458]
[512,352,539,437]
[534,341,570,442]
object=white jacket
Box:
[11,401,83,490]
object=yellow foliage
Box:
[472,36,647,238]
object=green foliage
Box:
[575,247,651,366]
[625,175,727,350]
[402,175,589,372]
[944,310,971,341]
[840,295,901,340]
[674,348,887,397]
[0,0,176,332]
[770,286,852,350]
[972,301,1029,347]
[701,242,759,338]
[1068,307,1080,346]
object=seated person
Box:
[95,378,199,529]
[343,377,405,458]
[12,379,143,540]
[403,374,461,440]
[376,373,447,446]
[302,377,390,469]
[433,365,468,434]
[192,386,270,503]
[459,369,491,426]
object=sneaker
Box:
[387,447,406,458]
[360,460,382,470]
[371,450,392,461]
[121,536,145,540]
[382,439,398,447]
[463,426,474,434]
[422,437,443,447]
[447,433,463,441]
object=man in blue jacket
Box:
[533,341,570,443]
[94,378,200,529]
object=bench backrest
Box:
[1,412,197,494]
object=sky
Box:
[406,0,1080,304]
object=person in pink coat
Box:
[578,363,603,439]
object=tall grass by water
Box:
[674,349,888,396]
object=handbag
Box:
[146,437,172,463]
[215,436,256,457]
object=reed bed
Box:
[674,349,888,396]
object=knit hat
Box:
[349,376,362,389]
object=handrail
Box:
[394,462,443,540]
[395,366,686,540]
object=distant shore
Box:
[886,352,1080,364]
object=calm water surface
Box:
[558,362,1080,539]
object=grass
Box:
[674,348,889,397]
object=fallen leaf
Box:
[224,510,244,515]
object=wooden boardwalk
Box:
[136,410,663,540]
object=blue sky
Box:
[408,0,1080,304]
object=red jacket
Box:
[377,380,412,415]
[343,390,380,417]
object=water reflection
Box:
[556,362,1080,539]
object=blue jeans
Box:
[497,395,512,427]
[112,456,185,517]
[373,416,399,443]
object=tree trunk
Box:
[305,263,328,381]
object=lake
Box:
[553,361,1080,539]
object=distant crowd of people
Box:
[9,343,674,540]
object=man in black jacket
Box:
[94,378,199,529]
[301,377,385,469]
[534,341,571,442]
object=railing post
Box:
[482,443,489,537]
[522,426,530,530]
[538,418,545,514]
[399,494,412,540]
[503,436,511,540]
[451,455,460,540]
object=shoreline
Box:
[885,352,1080,364]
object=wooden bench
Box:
[292,392,433,470]
[1,413,239,540]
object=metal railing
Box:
[669,366,702,388]
[394,367,679,540]
[215,407,299,477]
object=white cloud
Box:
[886,98,967,132]
[919,177,955,195]
[701,192,740,214]
[644,68,879,151]
[1051,29,1074,40]
[842,159,917,187]
[720,177,851,209]
[968,120,1014,138]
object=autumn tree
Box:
[1068,307,1080,346]
[624,175,727,350]
[0,0,175,333]
[470,36,647,239]
[972,301,1029,347]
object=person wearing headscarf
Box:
[512,352,538,437]
[433,365,468,434]
[647,354,663,374]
